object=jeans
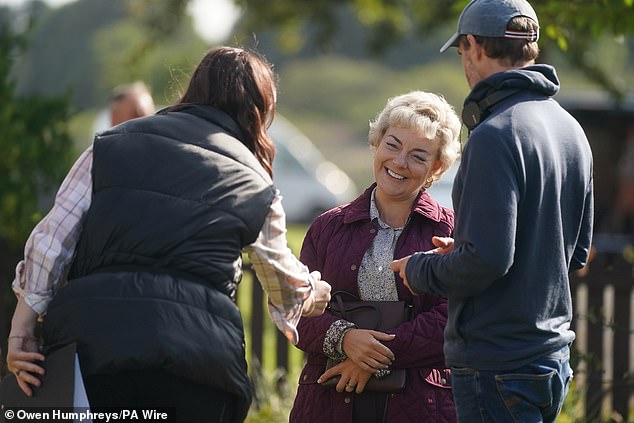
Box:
[450,346,573,423]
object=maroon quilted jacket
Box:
[289,185,457,423]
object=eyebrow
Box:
[388,134,432,156]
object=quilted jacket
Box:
[43,105,275,422]
[289,185,457,423]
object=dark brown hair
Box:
[459,16,540,66]
[167,47,277,177]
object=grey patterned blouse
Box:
[323,188,406,361]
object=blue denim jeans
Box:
[450,346,573,423]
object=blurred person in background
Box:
[109,81,156,126]
[290,91,461,423]
[6,46,330,423]
[392,1,594,422]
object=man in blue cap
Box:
[391,0,594,421]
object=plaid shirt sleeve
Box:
[12,146,94,315]
[245,191,316,345]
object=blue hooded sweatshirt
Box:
[406,64,594,370]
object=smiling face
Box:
[373,126,442,205]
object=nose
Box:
[393,151,407,168]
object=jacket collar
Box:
[158,104,246,143]
[343,183,445,224]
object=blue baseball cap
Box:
[440,0,539,53]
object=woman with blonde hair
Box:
[290,91,461,423]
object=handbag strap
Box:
[331,290,362,302]
[331,291,381,329]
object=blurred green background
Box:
[1,0,633,421]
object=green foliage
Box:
[0,13,74,248]
[246,364,296,423]
[555,368,585,422]
[533,0,634,100]
[234,0,634,99]
[235,0,634,54]
[279,55,468,130]
[13,0,128,109]
[12,0,209,112]
[92,15,207,106]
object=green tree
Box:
[12,0,208,111]
[0,13,75,251]
[230,0,634,100]
[13,0,128,109]
[0,7,75,371]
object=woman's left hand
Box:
[341,328,395,371]
[318,358,374,394]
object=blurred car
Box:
[269,115,358,222]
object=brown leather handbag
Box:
[321,291,412,393]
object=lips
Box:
[386,168,405,180]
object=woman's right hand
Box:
[302,271,332,317]
[7,335,46,397]
[341,328,395,372]
[7,298,46,397]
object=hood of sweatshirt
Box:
[465,64,560,106]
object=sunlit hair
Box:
[163,47,277,177]
[368,91,461,181]
[458,16,540,67]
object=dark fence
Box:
[237,263,291,375]
[243,252,634,422]
[571,250,634,422]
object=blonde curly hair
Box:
[368,91,461,183]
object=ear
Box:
[466,34,484,59]
[430,159,444,179]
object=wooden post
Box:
[584,256,607,422]
[611,258,633,422]
[250,270,264,365]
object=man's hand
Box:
[391,255,415,295]
[302,271,331,317]
[428,236,454,255]
[391,236,455,295]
